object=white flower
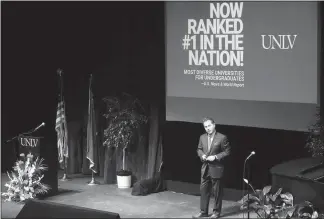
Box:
[25,159,30,168]
[312,211,319,219]
[29,166,35,177]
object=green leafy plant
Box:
[239,184,294,218]
[305,106,324,157]
[103,93,148,175]
[239,181,323,219]
[2,153,51,203]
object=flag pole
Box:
[87,74,100,186]
[57,69,70,181]
[88,170,100,185]
[60,158,70,181]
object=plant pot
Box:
[116,170,132,188]
[117,175,131,188]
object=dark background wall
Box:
[2,2,322,191]
[163,123,310,190]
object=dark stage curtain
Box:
[147,103,163,179]
[65,109,101,176]
[67,120,83,174]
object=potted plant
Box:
[239,180,294,218]
[239,179,324,219]
[2,153,51,203]
[102,93,148,188]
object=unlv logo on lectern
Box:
[18,135,41,156]
[20,137,39,147]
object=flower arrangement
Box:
[2,153,51,202]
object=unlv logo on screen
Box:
[261,35,298,50]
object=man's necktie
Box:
[208,136,212,152]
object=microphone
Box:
[243,151,255,219]
[4,122,45,143]
[245,151,255,161]
[34,122,45,131]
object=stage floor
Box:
[1,172,252,218]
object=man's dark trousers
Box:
[200,166,223,215]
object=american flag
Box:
[56,98,69,165]
[55,101,69,163]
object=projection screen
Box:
[165,1,320,131]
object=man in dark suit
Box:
[193,117,231,218]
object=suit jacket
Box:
[197,132,230,179]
